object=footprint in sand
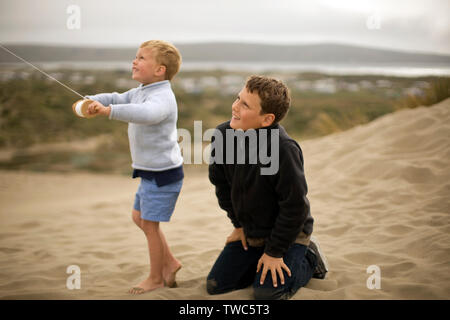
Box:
[0,247,22,254]
[19,221,41,229]
[83,251,115,259]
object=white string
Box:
[0,43,85,99]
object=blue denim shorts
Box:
[133,177,183,222]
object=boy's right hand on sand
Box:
[226,227,248,251]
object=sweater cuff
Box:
[263,243,284,258]
[231,220,242,229]
[108,105,115,120]
[228,211,241,228]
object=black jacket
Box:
[208,121,314,258]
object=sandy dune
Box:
[0,99,449,299]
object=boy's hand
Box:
[257,253,291,287]
[87,101,111,117]
[225,227,248,251]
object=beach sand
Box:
[0,99,449,299]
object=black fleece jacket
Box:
[208,121,314,258]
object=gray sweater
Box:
[86,80,183,171]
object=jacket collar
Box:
[225,121,280,133]
[138,80,170,91]
[256,122,280,132]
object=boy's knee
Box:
[141,220,159,234]
[253,286,287,300]
[206,279,218,295]
[131,210,142,226]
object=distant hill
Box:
[177,42,450,64]
[1,42,450,65]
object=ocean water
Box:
[1,60,450,77]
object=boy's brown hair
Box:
[245,75,291,124]
[140,40,182,80]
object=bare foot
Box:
[163,260,182,288]
[128,277,164,295]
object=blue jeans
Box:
[206,241,317,300]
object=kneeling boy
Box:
[207,75,328,300]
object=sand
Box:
[0,99,449,300]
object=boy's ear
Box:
[155,65,166,77]
[262,113,276,127]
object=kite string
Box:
[0,43,85,99]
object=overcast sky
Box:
[0,0,449,54]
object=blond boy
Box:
[85,40,183,294]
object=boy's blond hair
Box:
[140,40,182,80]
